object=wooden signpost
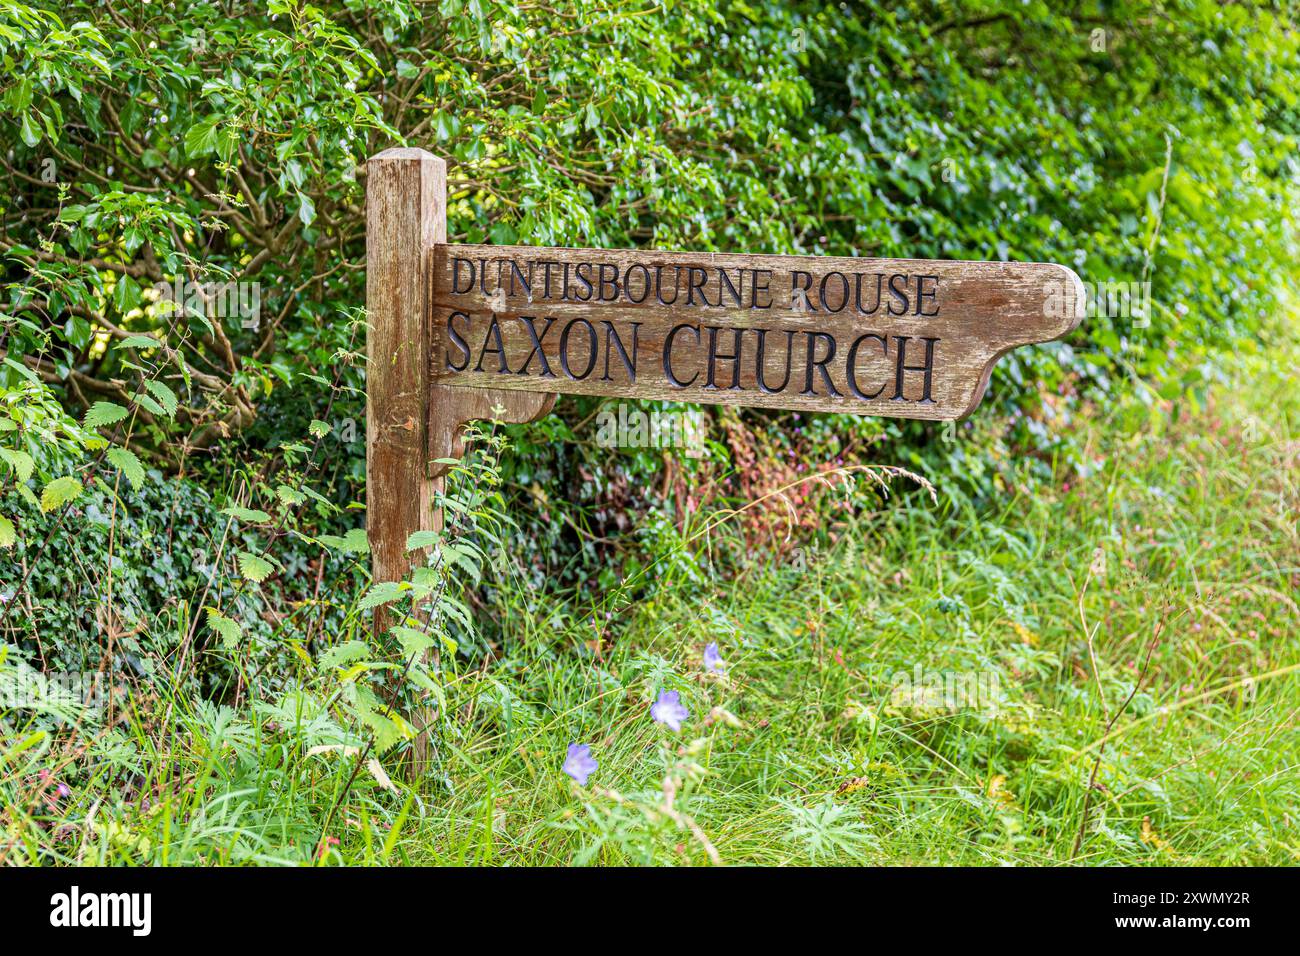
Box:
[366,146,1083,768]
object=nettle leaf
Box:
[133,392,166,416]
[318,527,369,554]
[390,624,435,661]
[206,608,243,651]
[356,704,413,753]
[115,334,163,350]
[319,639,370,669]
[144,380,178,417]
[221,505,273,523]
[0,514,15,549]
[237,550,275,583]
[0,448,34,483]
[443,542,483,582]
[309,419,330,438]
[358,580,407,610]
[406,529,441,551]
[40,475,83,513]
[84,401,129,429]
[106,446,145,489]
[276,484,305,506]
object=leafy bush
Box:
[1,0,1297,651]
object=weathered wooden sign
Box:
[365,146,1082,771]
[430,244,1081,420]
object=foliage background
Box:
[4,0,1297,623]
[0,0,1297,865]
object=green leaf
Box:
[106,447,145,489]
[358,580,407,610]
[19,111,41,147]
[319,640,370,669]
[144,380,178,417]
[84,401,129,429]
[17,483,39,510]
[297,191,316,226]
[115,335,163,350]
[40,475,83,513]
[112,275,140,313]
[0,448,34,483]
[318,526,370,553]
[221,506,273,523]
[185,115,220,157]
[276,484,305,506]
[406,529,441,551]
[134,393,165,417]
[237,550,274,583]
[309,419,331,438]
[206,608,243,651]
[390,624,435,661]
[0,514,15,549]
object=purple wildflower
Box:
[562,743,597,786]
[703,642,725,674]
[650,690,689,732]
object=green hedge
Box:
[1,0,1297,616]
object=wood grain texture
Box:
[427,378,555,478]
[366,148,441,595]
[430,243,1085,420]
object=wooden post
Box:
[366,148,442,776]
[366,147,442,605]
[366,148,555,777]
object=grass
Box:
[2,326,1297,866]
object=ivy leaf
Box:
[107,446,146,489]
[206,608,243,651]
[237,550,274,583]
[0,514,15,549]
[84,401,129,429]
[0,448,34,483]
[40,475,83,513]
